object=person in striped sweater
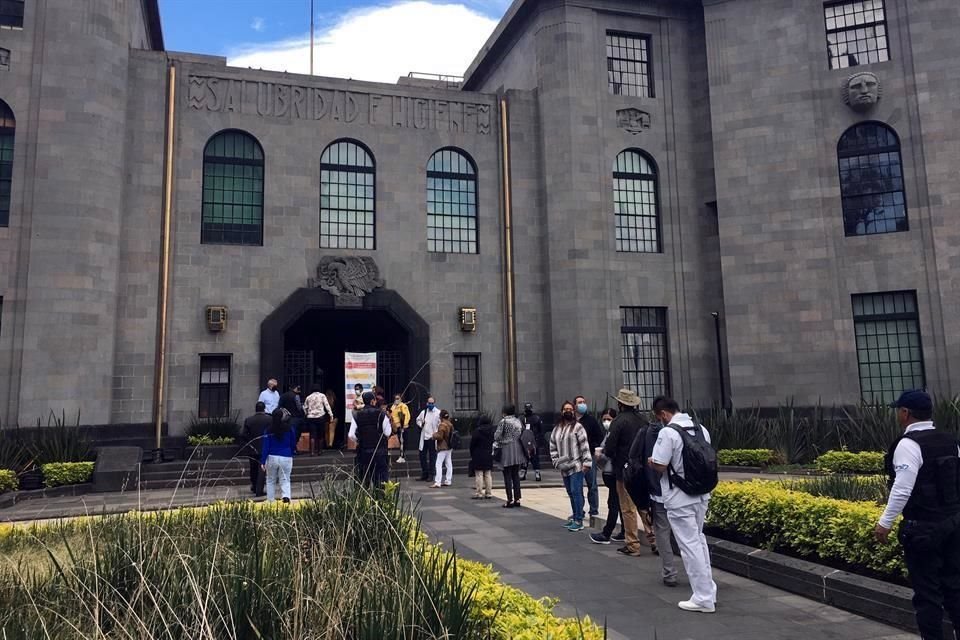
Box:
[549,401,593,532]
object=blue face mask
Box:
[576,403,588,414]
[427,403,435,410]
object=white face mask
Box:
[602,420,612,429]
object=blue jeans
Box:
[563,471,585,523]
[584,455,600,515]
[265,454,293,501]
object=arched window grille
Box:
[320,140,375,250]
[838,123,907,236]
[201,130,264,246]
[427,148,478,254]
[614,150,660,253]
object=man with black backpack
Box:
[648,396,718,614]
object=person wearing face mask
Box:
[416,397,441,481]
[550,401,593,531]
[591,409,626,544]
[575,395,604,519]
[391,394,412,464]
[258,378,280,414]
[602,389,645,556]
[520,403,542,481]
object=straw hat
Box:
[613,388,641,407]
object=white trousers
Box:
[434,449,453,485]
[666,499,717,607]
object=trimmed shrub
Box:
[0,470,16,493]
[815,450,884,474]
[707,480,904,579]
[40,462,94,488]
[717,449,781,467]
[187,412,241,440]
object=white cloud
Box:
[227,1,498,84]
[251,17,265,32]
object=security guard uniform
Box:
[882,390,960,639]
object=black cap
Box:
[889,389,932,413]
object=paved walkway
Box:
[411,483,917,640]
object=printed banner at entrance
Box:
[345,352,377,424]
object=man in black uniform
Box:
[349,391,392,488]
[876,390,960,639]
[520,403,543,481]
[241,401,272,495]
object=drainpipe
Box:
[711,311,726,410]
[153,62,177,453]
[499,96,518,405]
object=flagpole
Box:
[309,0,314,75]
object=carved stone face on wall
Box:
[843,72,881,112]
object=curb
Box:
[706,537,944,635]
[0,483,94,509]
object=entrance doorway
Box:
[260,287,431,419]
[282,309,409,407]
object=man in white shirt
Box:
[875,390,960,639]
[648,396,717,614]
[416,397,441,482]
[258,378,280,414]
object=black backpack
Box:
[667,423,718,496]
[449,430,463,450]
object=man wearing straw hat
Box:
[602,388,645,557]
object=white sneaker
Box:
[396,457,406,464]
[430,483,441,488]
[678,600,715,613]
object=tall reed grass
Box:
[0,481,549,639]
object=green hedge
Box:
[707,480,904,579]
[717,449,781,467]
[0,470,16,493]
[815,450,884,474]
[41,462,94,488]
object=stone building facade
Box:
[0,0,956,432]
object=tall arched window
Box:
[427,148,477,254]
[838,123,907,236]
[614,150,660,253]
[0,100,14,227]
[201,130,264,246]
[320,140,375,250]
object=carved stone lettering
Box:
[291,86,306,119]
[616,108,652,135]
[185,74,494,135]
[309,256,385,298]
[369,94,382,124]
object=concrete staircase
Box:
[137,450,552,491]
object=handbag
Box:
[467,460,476,477]
[493,446,503,464]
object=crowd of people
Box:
[235,376,960,628]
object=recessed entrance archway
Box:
[260,288,430,417]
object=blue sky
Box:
[158,0,511,82]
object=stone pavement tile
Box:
[410,483,917,640]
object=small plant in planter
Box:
[41,462,95,488]
[186,413,241,460]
